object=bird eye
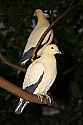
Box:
[51,47,54,49]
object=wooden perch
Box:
[0,76,51,105]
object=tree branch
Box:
[0,53,26,73]
[32,3,78,60]
[0,76,52,105]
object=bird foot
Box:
[37,94,52,104]
[37,94,43,102]
[45,94,52,104]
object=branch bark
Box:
[0,76,51,105]
[0,53,26,73]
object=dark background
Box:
[0,0,83,124]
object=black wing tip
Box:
[20,47,35,63]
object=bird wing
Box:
[20,47,35,63]
[23,26,52,54]
[20,9,54,65]
[20,25,53,65]
[22,61,45,90]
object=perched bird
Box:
[20,9,53,65]
[15,44,61,114]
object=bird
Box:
[15,44,61,114]
[20,9,53,65]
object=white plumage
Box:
[21,9,53,65]
[15,44,61,114]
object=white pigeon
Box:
[20,9,53,65]
[15,44,61,114]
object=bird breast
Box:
[40,56,57,75]
[23,25,53,54]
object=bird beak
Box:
[57,50,62,54]
[59,51,62,54]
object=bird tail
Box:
[15,98,29,114]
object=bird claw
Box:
[37,94,52,104]
[45,94,52,104]
[37,94,43,102]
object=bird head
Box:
[34,9,49,19]
[33,9,50,26]
[41,44,61,56]
[34,9,43,16]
